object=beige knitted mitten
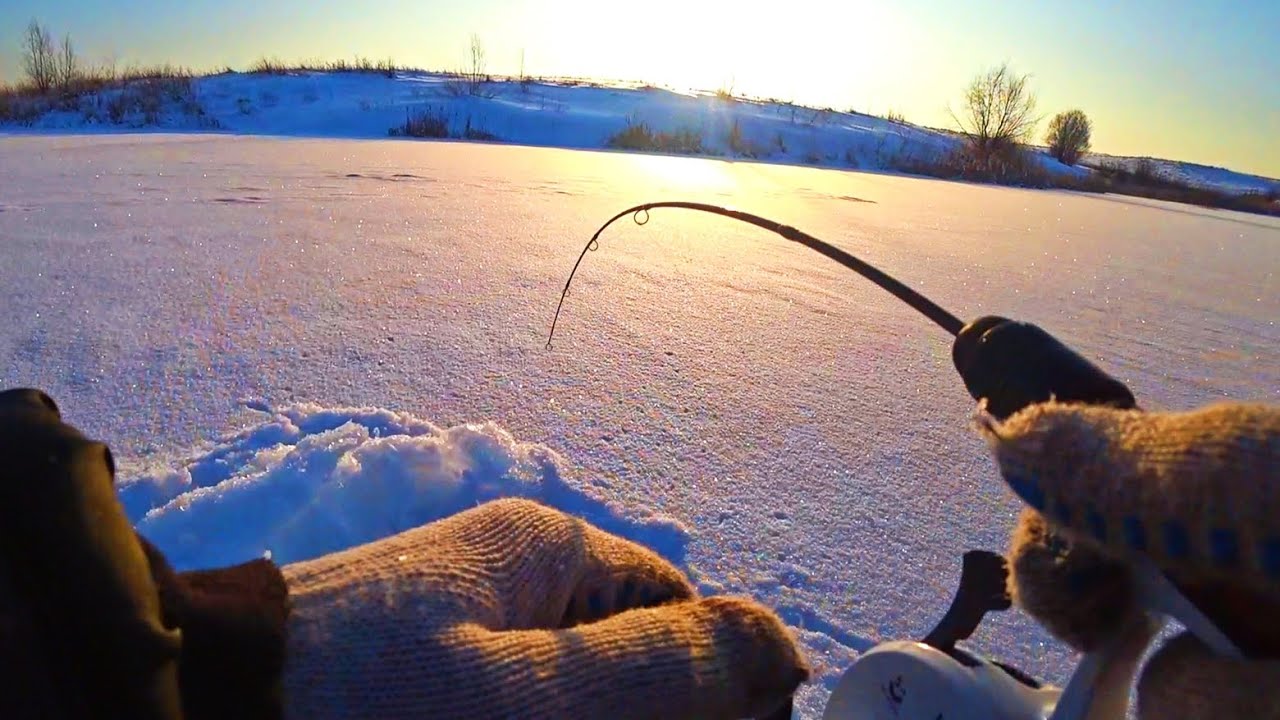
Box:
[280,497,809,720]
[981,400,1280,720]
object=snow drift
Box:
[121,401,690,572]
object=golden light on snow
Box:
[624,152,741,193]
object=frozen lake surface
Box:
[2,134,1276,716]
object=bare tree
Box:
[58,32,79,90]
[948,62,1038,158]
[21,19,57,92]
[466,33,487,95]
[1045,109,1092,166]
[442,33,496,98]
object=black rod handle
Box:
[953,316,1137,420]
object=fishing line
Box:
[546,201,964,349]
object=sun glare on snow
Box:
[625,153,739,193]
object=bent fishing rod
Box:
[544,202,1276,720]
[546,201,1136,421]
[545,201,1145,720]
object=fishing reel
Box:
[818,531,1244,720]
[816,317,1153,720]
[556,203,1243,720]
[817,319,1249,720]
[822,550,1062,720]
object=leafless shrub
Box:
[389,107,502,142]
[442,35,495,97]
[1045,109,1092,166]
[461,114,500,141]
[463,33,491,96]
[606,118,703,154]
[715,76,735,102]
[948,62,1038,161]
[391,106,450,138]
[1132,158,1158,184]
[96,75,211,127]
[1076,162,1280,217]
[805,107,832,126]
[247,57,397,76]
[879,136,1051,187]
[250,57,289,74]
[443,73,468,97]
[726,118,765,157]
[120,63,192,81]
[349,56,396,77]
[0,87,42,123]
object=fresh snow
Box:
[121,401,689,573]
[9,69,1277,196]
[1,133,1277,717]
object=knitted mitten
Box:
[1004,507,1138,652]
[280,497,809,720]
[981,400,1280,720]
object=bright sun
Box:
[537,0,907,105]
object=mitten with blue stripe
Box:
[982,401,1280,720]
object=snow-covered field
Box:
[8,69,1278,197]
[2,133,1277,717]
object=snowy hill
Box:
[7,68,1275,198]
[5,70,961,171]
[1081,151,1280,195]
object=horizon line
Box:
[3,54,1277,184]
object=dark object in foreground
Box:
[0,387,184,720]
[758,697,794,720]
[921,550,1012,654]
[0,387,291,720]
[953,316,1137,419]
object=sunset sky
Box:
[1,0,1275,177]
